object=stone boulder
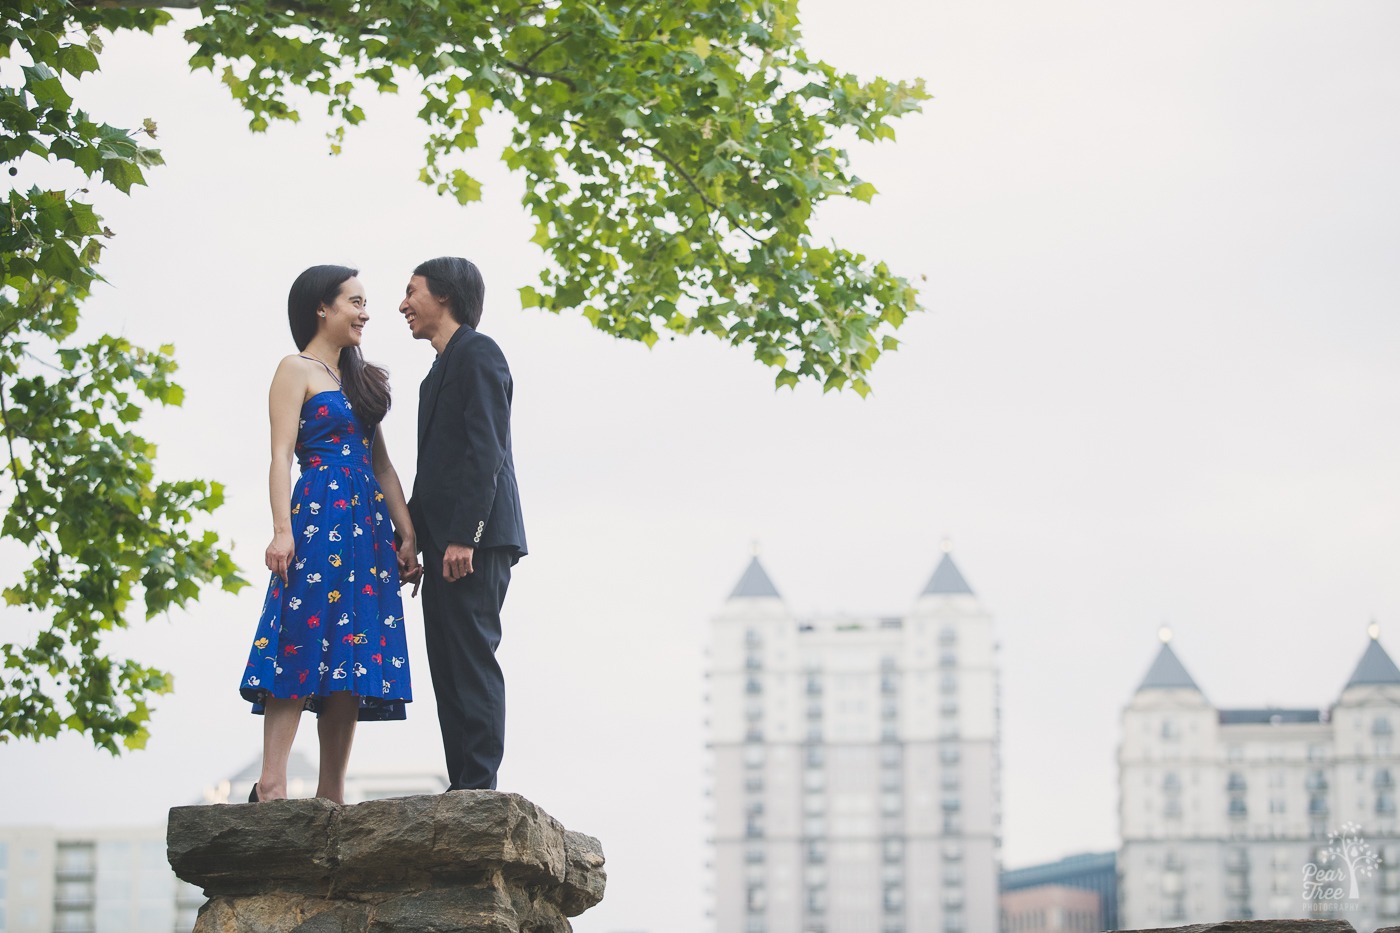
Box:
[1119,922,1356,932]
[167,791,605,933]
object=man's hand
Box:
[398,546,424,598]
[443,543,475,582]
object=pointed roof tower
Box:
[921,551,974,597]
[1136,631,1201,692]
[728,556,781,600]
[1345,625,1400,689]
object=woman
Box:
[239,265,423,804]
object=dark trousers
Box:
[421,542,511,790]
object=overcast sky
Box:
[2,2,1399,931]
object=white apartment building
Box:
[1119,628,1400,931]
[0,754,445,933]
[705,551,1000,933]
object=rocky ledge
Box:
[1123,923,1371,932]
[167,791,605,933]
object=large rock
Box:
[167,792,604,933]
[1119,923,1357,932]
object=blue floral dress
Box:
[240,389,412,720]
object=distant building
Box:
[1118,627,1400,930]
[0,753,444,933]
[1000,884,1101,933]
[704,550,1001,933]
[1000,851,1117,931]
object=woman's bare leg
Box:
[316,692,358,804]
[258,698,303,800]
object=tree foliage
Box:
[1,4,246,752]
[183,0,926,391]
[1,0,924,749]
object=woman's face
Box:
[319,277,369,348]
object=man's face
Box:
[399,274,451,341]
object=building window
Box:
[745,847,765,864]
[940,673,957,695]
[883,884,904,911]
[745,628,762,646]
[806,885,827,914]
[1229,798,1247,818]
[941,771,960,790]
[746,775,764,793]
[939,625,956,646]
[746,654,762,671]
[883,837,904,862]
[806,746,824,769]
[807,840,826,864]
[744,746,765,768]
[939,744,960,765]
[1161,718,1179,740]
[806,674,822,696]
[881,674,899,695]
[939,651,956,668]
[1375,717,1393,736]
[881,745,902,768]
[746,677,763,695]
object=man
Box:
[400,256,526,791]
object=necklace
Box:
[299,353,342,387]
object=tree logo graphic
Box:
[1303,822,1382,905]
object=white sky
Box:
[2,2,1399,931]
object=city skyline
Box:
[1,2,1398,932]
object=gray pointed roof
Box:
[1137,642,1201,692]
[1345,638,1400,689]
[921,553,974,596]
[729,556,781,600]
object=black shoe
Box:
[248,783,260,803]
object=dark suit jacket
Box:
[409,325,526,559]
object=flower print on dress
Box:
[240,389,412,721]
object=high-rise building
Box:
[0,753,445,933]
[1118,627,1400,930]
[704,550,1000,933]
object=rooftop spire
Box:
[728,555,781,600]
[921,551,974,597]
[1136,640,1201,693]
[1345,631,1400,689]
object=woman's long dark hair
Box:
[287,265,391,428]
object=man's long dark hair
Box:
[413,256,485,328]
[287,264,391,428]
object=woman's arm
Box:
[371,430,422,591]
[265,357,307,582]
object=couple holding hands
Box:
[238,257,525,803]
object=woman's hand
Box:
[265,531,295,583]
[397,542,423,598]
